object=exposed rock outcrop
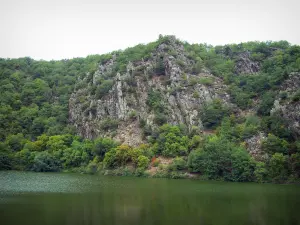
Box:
[234,51,260,74]
[245,132,268,161]
[69,36,231,145]
[270,72,300,138]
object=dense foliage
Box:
[0,36,299,183]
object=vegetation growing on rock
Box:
[0,35,300,183]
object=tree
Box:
[32,151,61,172]
[137,155,150,170]
[254,162,268,183]
[155,57,165,75]
[229,147,255,182]
[93,137,118,158]
[269,153,288,182]
[156,125,189,157]
[169,157,187,171]
[0,142,12,170]
[289,153,300,179]
[188,135,254,181]
[200,99,231,129]
[5,133,26,152]
[103,148,117,169]
[96,80,114,99]
[262,134,289,154]
[257,91,276,116]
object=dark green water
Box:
[0,171,299,225]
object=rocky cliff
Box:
[69,36,231,145]
[69,36,300,150]
[271,72,300,138]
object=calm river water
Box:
[0,171,299,225]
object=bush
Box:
[32,151,60,172]
[0,142,12,170]
[100,118,119,131]
[147,89,165,113]
[103,148,117,169]
[85,160,99,174]
[200,99,231,129]
[262,134,289,154]
[292,90,300,102]
[279,91,288,100]
[156,125,189,157]
[269,153,288,183]
[137,155,150,170]
[115,145,132,166]
[193,91,200,98]
[154,113,168,125]
[129,110,137,119]
[192,60,204,74]
[5,133,26,152]
[199,77,214,86]
[154,57,165,75]
[257,91,276,116]
[96,80,114,98]
[254,162,268,183]
[188,135,255,181]
[261,115,292,140]
[93,137,118,158]
[169,157,187,171]
[289,153,300,178]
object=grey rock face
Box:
[69,37,231,145]
[235,51,260,74]
[245,132,268,161]
[271,73,300,138]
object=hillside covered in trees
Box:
[1,35,300,183]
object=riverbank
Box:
[63,160,300,184]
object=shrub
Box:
[103,148,117,169]
[279,91,288,100]
[96,80,114,98]
[154,113,168,125]
[199,77,214,86]
[32,151,60,172]
[139,118,146,128]
[289,153,300,178]
[129,148,143,165]
[100,118,119,131]
[115,145,132,166]
[155,125,189,157]
[93,137,118,158]
[200,99,231,129]
[269,153,288,183]
[188,135,255,181]
[129,110,137,120]
[154,57,165,75]
[85,159,99,174]
[169,157,187,171]
[192,60,204,74]
[262,134,289,154]
[188,77,198,86]
[192,91,200,98]
[292,90,300,102]
[0,142,12,170]
[254,162,268,183]
[257,91,276,116]
[137,155,150,169]
[176,59,185,68]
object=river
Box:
[0,171,299,225]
